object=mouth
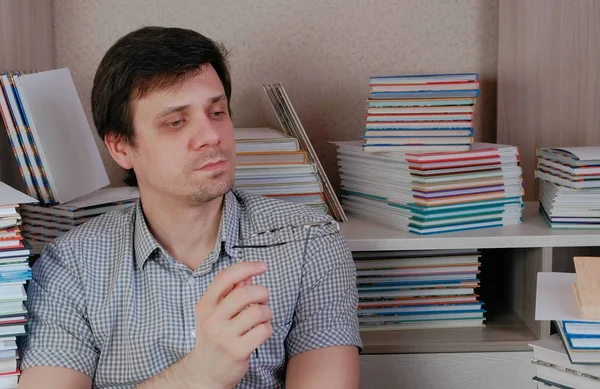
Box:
[196,159,227,171]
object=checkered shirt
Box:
[20,188,363,388]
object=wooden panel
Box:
[360,352,536,389]
[497,0,600,201]
[0,0,54,189]
[552,247,600,273]
[0,0,54,72]
[572,256,600,319]
[508,247,552,339]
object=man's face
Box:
[127,65,235,204]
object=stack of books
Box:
[534,258,600,388]
[363,73,480,153]
[355,249,485,331]
[535,147,600,229]
[0,182,37,389]
[333,140,524,234]
[19,187,139,254]
[234,127,326,214]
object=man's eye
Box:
[212,111,225,118]
[170,120,184,127]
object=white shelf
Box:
[360,308,537,354]
[340,201,600,251]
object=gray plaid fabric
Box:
[20,188,362,388]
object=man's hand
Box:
[182,261,273,389]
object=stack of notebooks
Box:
[0,182,38,389]
[0,68,109,206]
[262,82,346,222]
[0,68,140,254]
[355,249,485,331]
[535,147,600,229]
[363,73,480,153]
[534,258,600,388]
[332,140,524,234]
[19,187,139,254]
[234,127,327,214]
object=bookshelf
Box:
[343,202,600,388]
[341,202,600,251]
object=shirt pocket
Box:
[235,233,304,329]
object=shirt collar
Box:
[220,189,241,258]
[133,190,241,271]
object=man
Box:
[17,26,362,388]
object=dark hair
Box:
[91,26,232,186]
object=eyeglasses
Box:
[232,219,341,359]
[232,219,341,249]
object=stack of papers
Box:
[19,187,139,254]
[0,182,38,388]
[234,128,326,213]
[333,140,524,234]
[535,147,600,229]
[362,73,479,153]
[355,249,485,331]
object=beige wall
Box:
[53,0,499,190]
[0,0,54,191]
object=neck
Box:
[139,190,225,270]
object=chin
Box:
[189,173,234,203]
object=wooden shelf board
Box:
[341,201,600,251]
[359,309,537,354]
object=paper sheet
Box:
[535,272,595,321]
[54,186,139,210]
[0,181,38,206]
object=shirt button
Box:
[187,277,194,285]
[191,330,195,339]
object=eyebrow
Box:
[210,94,227,104]
[154,104,190,120]
[154,94,228,120]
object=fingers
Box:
[228,302,273,336]
[213,321,272,363]
[233,277,253,289]
[238,322,273,357]
[216,285,269,321]
[203,262,267,306]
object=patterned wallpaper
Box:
[53,0,499,190]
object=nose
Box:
[189,115,220,150]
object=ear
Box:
[104,132,134,170]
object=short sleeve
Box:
[20,240,99,378]
[284,228,363,359]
